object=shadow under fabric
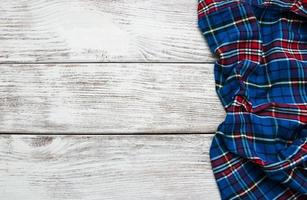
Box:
[197,0,307,199]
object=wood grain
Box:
[0,0,213,63]
[0,63,225,134]
[0,134,220,200]
[0,1,222,199]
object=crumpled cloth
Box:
[197,0,307,199]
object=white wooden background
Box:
[0,0,224,199]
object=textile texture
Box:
[197,0,307,199]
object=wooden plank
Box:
[0,134,220,200]
[0,0,213,63]
[0,63,225,134]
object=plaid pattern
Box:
[197,0,307,199]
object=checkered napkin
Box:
[197,0,307,199]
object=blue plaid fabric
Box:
[198,0,307,199]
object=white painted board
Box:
[0,134,220,200]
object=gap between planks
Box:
[0,61,216,65]
[0,132,216,136]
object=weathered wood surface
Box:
[0,0,222,198]
[0,134,220,200]
[0,63,224,134]
[0,0,213,63]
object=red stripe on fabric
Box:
[214,160,243,179]
[211,152,235,167]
